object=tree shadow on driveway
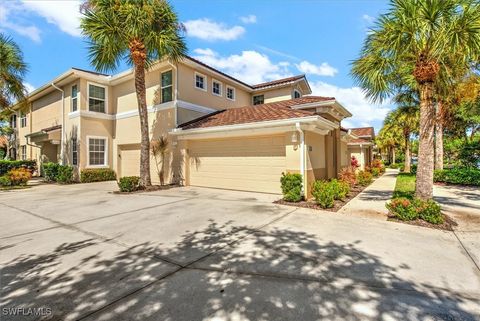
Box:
[1,221,478,321]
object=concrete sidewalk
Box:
[338,168,399,219]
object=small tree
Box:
[151,136,169,185]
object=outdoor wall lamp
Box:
[291,132,298,143]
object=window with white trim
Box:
[20,112,27,128]
[253,95,264,105]
[88,137,107,166]
[72,137,78,166]
[293,89,301,99]
[88,84,106,113]
[11,115,17,128]
[212,80,222,96]
[20,145,26,160]
[161,70,173,103]
[195,73,206,90]
[71,85,78,112]
[226,86,235,100]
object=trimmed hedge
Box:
[312,180,335,208]
[280,172,303,202]
[386,197,443,224]
[0,160,37,176]
[434,168,480,186]
[118,176,140,192]
[43,162,75,183]
[43,162,60,182]
[80,168,116,183]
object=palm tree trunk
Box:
[404,136,411,173]
[416,82,435,200]
[392,147,396,165]
[133,61,151,187]
[435,102,444,170]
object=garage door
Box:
[189,135,286,194]
[119,144,140,177]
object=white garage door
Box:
[189,135,286,194]
[119,144,140,177]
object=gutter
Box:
[51,83,65,165]
[296,122,306,197]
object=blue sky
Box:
[0,0,392,131]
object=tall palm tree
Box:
[0,33,28,111]
[81,0,186,187]
[351,0,480,199]
[376,126,401,164]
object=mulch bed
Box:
[387,214,457,231]
[273,184,369,212]
[112,184,180,194]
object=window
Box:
[20,145,26,160]
[88,84,106,113]
[88,137,107,166]
[212,80,222,96]
[195,73,206,91]
[20,113,27,128]
[11,115,17,128]
[72,137,78,166]
[71,85,78,112]
[293,89,301,99]
[161,70,173,103]
[226,86,235,100]
[253,95,264,105]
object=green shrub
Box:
[386,198,418,221]
[118,176,140,192]
[0,160,37,176]
[280,172,303,202]
[81,168,117,183]
[433,168,480,186]
[371,167,380,177]
[414,199,443,224]
[410,164,417,175]
[356,170,373,186]
[312,180,335,208]
[0,175,11,186]
[43,162,60,182]
[57,165,74,184]
[329,179,350,200]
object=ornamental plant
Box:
[339,167,356,186]
[350,156,360,169]
[311,180,335,208]
[7,168,31,186]
[280,173,303,202]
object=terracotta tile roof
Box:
[180,97,337,130]
[348,138,372,144]
[0,135,7,148]
[350,127,374,137]
[252,75,306,89]
[42,125,62,132]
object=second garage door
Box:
[189,135,286,194]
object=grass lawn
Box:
[392,173,416,199]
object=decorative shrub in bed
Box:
[280,172,303,202]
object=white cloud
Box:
[310,81,392,130]
[184,19,245,41]
[240,14,257,24]
[0,2,41,42]
[22,0,82,37]
[362,14,375,24]
[192,48,291,84]
[296,61,338,77]
[24,82,35,93]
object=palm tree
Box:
[351,0,480,199]
[0,33,28,111]
[376,126,401,164]
[80,0,186,187]
[151,135,169,185]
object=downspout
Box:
[51,83,65,165]
[295,122,306,197]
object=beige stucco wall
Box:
[256,83,305,104]
[341,140,349,168]
[177,63,251,109]
[176,107,206,126]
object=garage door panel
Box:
[120,145,140,177]
[189,136,286,194]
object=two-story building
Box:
[10,56,370,196]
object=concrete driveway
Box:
[1,182,479,321]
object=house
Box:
[10,56,361,197]
[347,127,375,170]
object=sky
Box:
[0,0,393,131]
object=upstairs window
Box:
[195,73,206,91]
[88,84,106,113]
[161,70,173,103]
[20,112,27,128]
[71,85,78,112]
[253,95,264,105]
[212,80,222,96]
[226,86,235,101]
[11,115,17,128]
[293,89,301,99]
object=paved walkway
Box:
[338,168,399,219]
